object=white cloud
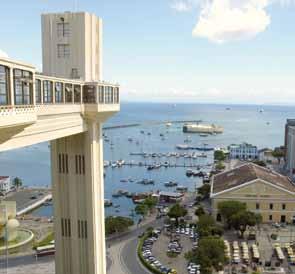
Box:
[0,49,8,58]
[171,1,192,12]
[192,0,271,43]
[170,0,202,12]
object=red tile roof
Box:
[212,163,295,195]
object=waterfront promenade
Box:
[3,188,52,216]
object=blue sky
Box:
[0,0,295,104]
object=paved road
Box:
[0,216,163,274]
[107,217,164,274]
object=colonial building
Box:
[228,143,258,160]
[211,163,295,223]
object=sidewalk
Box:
[107,240,130,274]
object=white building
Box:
[228,143,258,160]
[0,176,11,194]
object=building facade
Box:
[228,143,258,160]
[0,176,11,194]
[42,12,103,81]
[211,163,295,223]
[285,119,295,176]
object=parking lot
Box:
[140,225,200,274]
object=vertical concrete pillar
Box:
[51,119,106,274]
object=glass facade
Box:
[35,79,42,104]
[65,84,73,103]
[0,65,9,105]
[14,69,33,105]
[98,86,104,103]
[83,85,96,103]
[43,80,53,103]
[104,86,113,104]
[55,82,63,103]
[74,85,81,103]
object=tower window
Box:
[57,44,70,58]
[57,22,70,37]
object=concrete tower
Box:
[42,12,103,81]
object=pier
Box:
[103,120,203,130]
[3,188,52,216]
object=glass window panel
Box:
[13,69,32,105]
[43,80,53,103]
[65,84,73,103]
[55,82,63,103]
[74,85,81,103]
[83,85,96,103]
[0,65,9,105]
[35,79,42,103]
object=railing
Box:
[0,105,36,116]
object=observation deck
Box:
[0,57,120,151]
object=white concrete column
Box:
[9,67,14,106]
[51,119,106,274]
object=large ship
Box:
[183,123,223,134]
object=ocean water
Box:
[0,102,294,218]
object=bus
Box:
[36,244,55,257]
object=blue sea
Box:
[0,102,294,218]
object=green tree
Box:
[144,196,157,211]
[13,177,22,190]
[195,206,205,217]
[214,150,226,161]
[186,236,226,274]
[105,216,134,236]
[231,211,262,238]
[167,203,187,224]
[198,214,223,237]
[215,161,225,171]
[272,150,284,164]
[135,203,148,216]
[197,184,211,199]
[218,200,246,228]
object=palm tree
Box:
[13,177,22,190]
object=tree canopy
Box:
[218,200,261,236]
[198,214,223,237]
[134,197,157,217]
[167,203,187,224]
[197,184,211,199]
[214,150,226,161]
[135,203,149,216]
[231,210,262,237]
[13,177,22,189]
[105,216,134,236]
[218,201,246,227]
[186,236,227,274]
